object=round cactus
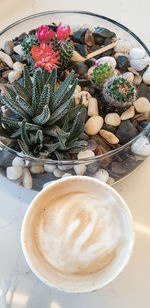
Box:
[102,76,137,111]
[91,63,114,88]
[52,39,73,69]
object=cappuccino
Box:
[21,176,134,292]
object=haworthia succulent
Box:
[45,142,60,154]
[33,105,50,125]
[23,65,33,93]
[0,66,87,158]
[49,99,71,125]
[18,139,33,156]
[49,68,57,112]
[4,86,16,100]
[67,108,86,142]
[53,70,73,110]
[0,95,29,120]
[35,129,43,145]
[58,79,78,109]
[38,84,50,113]
[1,117,20,129]
[16,95,34,117]
[21,121,31,146]
[12,80,31,103]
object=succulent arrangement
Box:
[0,18,150,191]
[0,66,87,159]
[91,63,113,88]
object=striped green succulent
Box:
[0,66,87,159]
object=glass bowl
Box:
[0,10,150,191]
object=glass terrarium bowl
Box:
[0,10,150,191]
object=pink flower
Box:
[94,61,101,67]
[37,25,55,43]
[57,23,71,42]
[31,43,60,72]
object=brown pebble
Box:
[2,69,13,79]
[133,75,142,86]
[121,106,135,120]
[128,67,139,75]
[99,129,119,144]
[85,29,95,46]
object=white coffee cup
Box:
[21,176,134,293]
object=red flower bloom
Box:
[57,23,71,42]
[37,25,55,43]
[31,43,60,72]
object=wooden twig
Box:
[71,42,116,63]
[86,42,116,60]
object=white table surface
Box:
[0,1,150,307]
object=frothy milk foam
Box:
[22,177,134,292]
[37,192,126,274]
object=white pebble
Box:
[44,164,56,172]
[105,113,121,126]
[74,164,86,175]
[88,98,99,116]
[13,44,24,56]
[7,166,23,180]
[130,57,150,71]
[100,129,119,144]
[62,173,73,178]
[96,56,116,69]
[121,106,135,120]
[13,62,24,73]
[131,136,150,156]
[114,39,133,54]
[8,71,21,83]
[30,165,44,174]
[130,48,146,60]
[53,169,63,178]
[23,168,32,189]
[0,50,13,68]
[78,149,95,160]
[12,157,24,167]
[85,115,104,135]
[94,169,109,183]
[143,66,150,85]
[58,164,73,171]
[122,72,134,82]
[133,97,150,113]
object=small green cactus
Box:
[22,35,39,64]
[91,63,113,88]
[53,39,73,70]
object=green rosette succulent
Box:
[0,66,87,160]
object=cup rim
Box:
[21,176,135,293]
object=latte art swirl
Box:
[37,192,126,275]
